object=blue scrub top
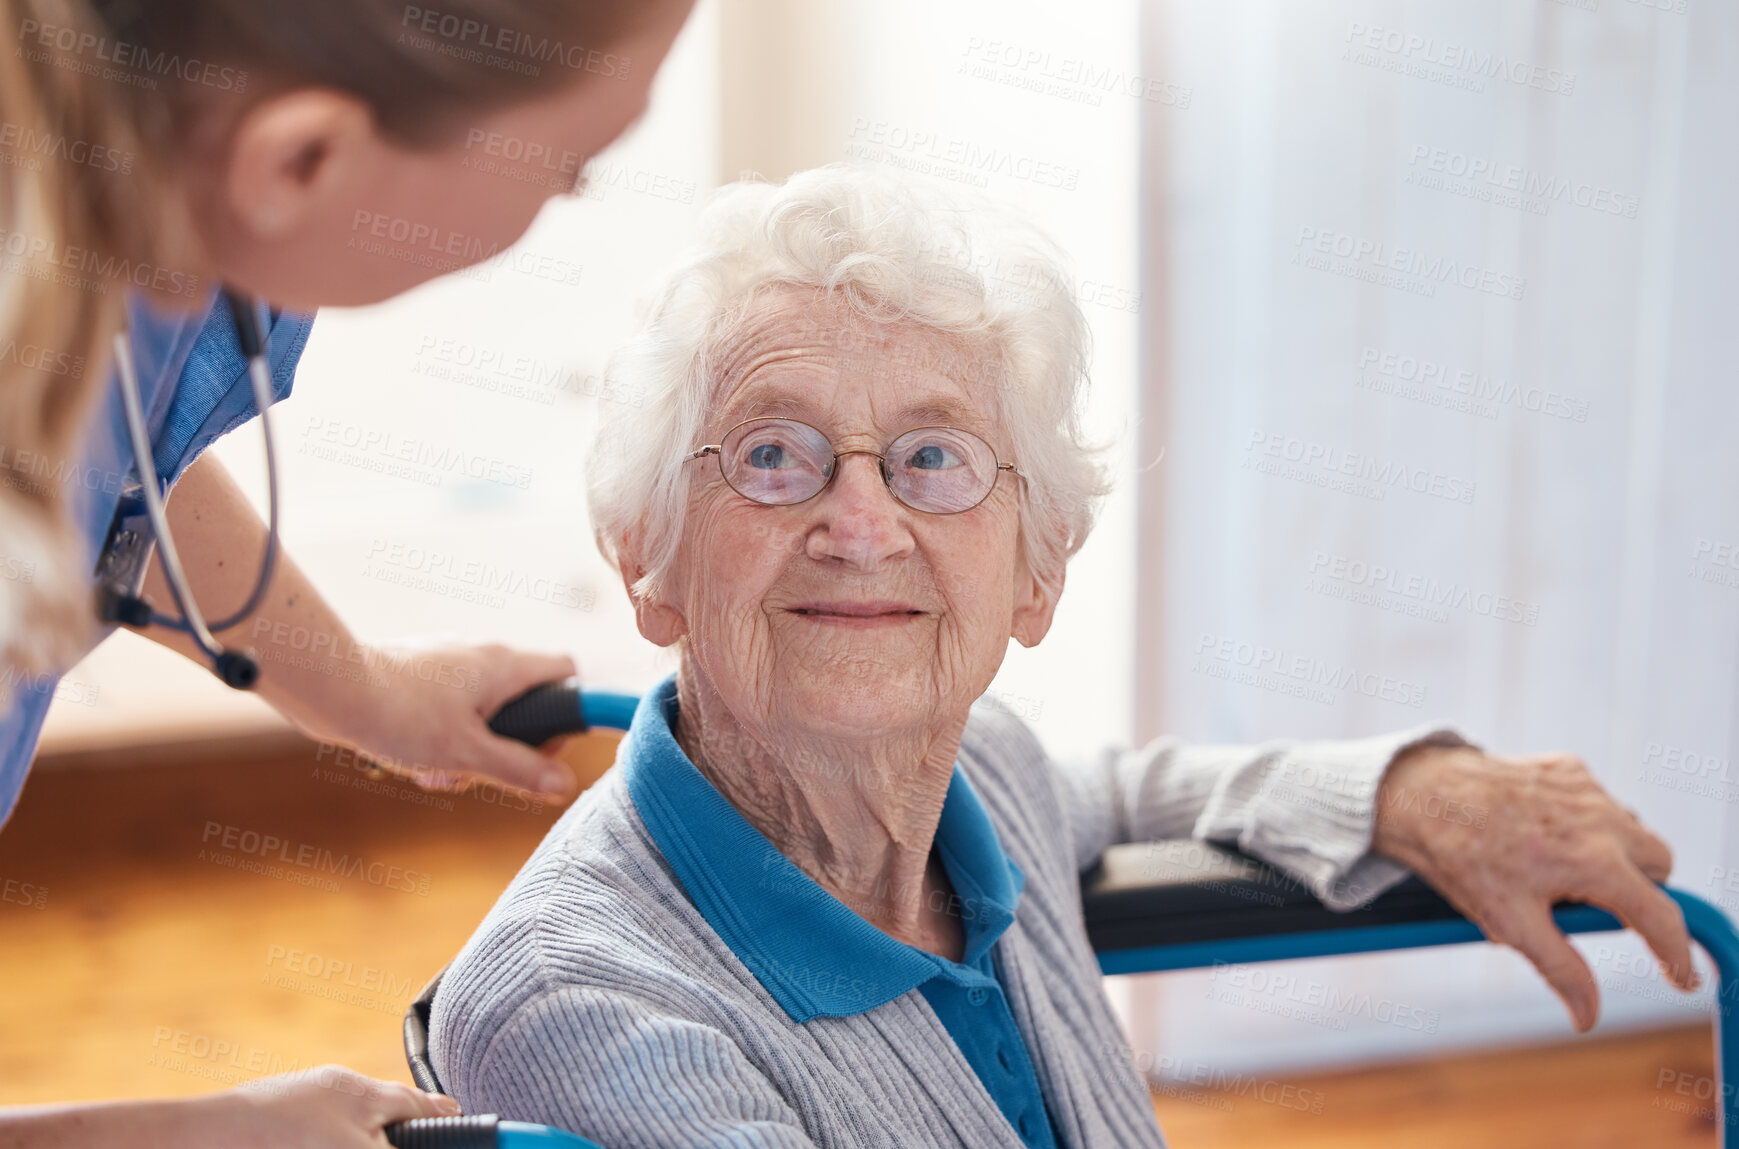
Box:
[623,673,1064,1148]
[0,293,314,827]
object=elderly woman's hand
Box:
[1370,744,1697,1032]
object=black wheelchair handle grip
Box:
[384,1114,499,1148]
[488,681,588,747]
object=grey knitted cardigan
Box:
[431,693,1456,1148]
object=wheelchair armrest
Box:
[1080,839,1462,955]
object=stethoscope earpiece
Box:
[213,650,261,690]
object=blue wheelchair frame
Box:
[386,688,1739,1147]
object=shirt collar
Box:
[622,672,1024,1023]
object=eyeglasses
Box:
[683,417,1024,514]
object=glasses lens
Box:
[720,419,833,505]
[885,426,997,513]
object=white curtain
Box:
[1138,0,1739,1073]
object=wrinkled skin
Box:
[624,290,1052,957]
[1374,745,1693,1031]
[621,289,1696,1021]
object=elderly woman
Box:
[430,167,1694,1148]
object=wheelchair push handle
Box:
[487,681,639,745]
[384,1116,498,1148]
[383,688,629,1149]
[385,1114,605,1148]
[487,681,588,747]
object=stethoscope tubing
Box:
[110,291,282,685]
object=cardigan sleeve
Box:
[1014,707,1477,911]
[461,985,823,1149]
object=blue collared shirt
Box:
[623,672,1062,1148]
[0,292,313,826]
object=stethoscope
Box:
[95,290,281,690]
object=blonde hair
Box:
[0,0,192,685]
[0,0,669,693]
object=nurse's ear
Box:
[223,89,375,240]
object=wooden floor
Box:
[1149,1025,1717,1148]
[0,737,1721,1147]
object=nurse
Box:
[0,0,696,1143]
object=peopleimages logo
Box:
[1206,960,1441,1034]
[0,663,99,706]
[1292,226,1525,300]
[1356,346,1590,424]
[349,209,499,262]
[1636,742,1738,806]
[1404,145,1638,218]
[264,945,418,1002]
[298,415,534,490]
[0,336,84,378]
[1194,632,1427,709]
[0,223,200,296]
[1243,429,1477,505]
[1098,1040,1326,1115]
[1306,550,1541,627]
[399,5,632,78]
[200,822,432,896]
[16,17,250,91]
[958,36,1193,108]
[846,118,1080,191]
[362,537,596,612]
[1341,22,1576,96]
[0,119,134,173]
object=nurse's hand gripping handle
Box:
[487,682,640,746]
[487,681,588,746]
[384,1114,605,1148]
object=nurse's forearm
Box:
[139,451,579,796]
[137,450,375,745]
[0,1097,208,1148]
[1,1069,458,1146]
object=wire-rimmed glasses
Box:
[684,417,1023,514]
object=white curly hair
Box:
[585,163,1113,606]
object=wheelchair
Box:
[384,687,1739,1148]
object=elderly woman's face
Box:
[638,292,1055,740]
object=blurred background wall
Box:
[37,0,1737,1080]
[1136,0,1738,1077]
